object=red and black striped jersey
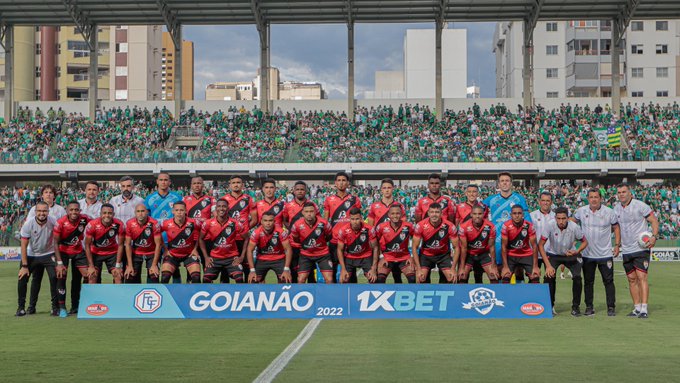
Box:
[125,217,161,255]
[459,219,495,255]
[414,218,457,256]
[162,218,200,257]
[373,221,414,262]
[283,199,320,248]
[324,193,362,244]
[290,217,332,257]
[501,220,536,257]
[184,194,215,224]
[249,226,289,261]
[337,222,375,259]
[368,200,406,225]
[85,218,125,256]
[256,198,286,228]
[415,195,456,222]
[201,217,244,259]
[454,201,489,225]
[220,192,256,240]
[54,214,89,255]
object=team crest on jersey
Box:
[184,227,192,236]
[359,233,367,242]
[344,200,352,209]
[399,232,406,241]
[521,229,527,236]
[144,227,152,236]
[239,200,247,209]
[314,228,322,236]
[439,229,446,237]
[108,229,115,237]
[200,199,208,208]
[481,231,487,239]
[78,224,85,231]
[225,226,233,236]
[273,205,281,214]
[271,236,278,246]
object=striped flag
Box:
[607,125,621,147]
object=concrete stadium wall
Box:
[11,97,680,118]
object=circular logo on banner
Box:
[520,303,545,316]
[134,289,163,314]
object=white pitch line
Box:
[253,318,323,383]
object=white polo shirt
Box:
[79,198,103,219]
[614,199,653,255]
[20,216,57,257]
[531,209,555,253]
[573,204,618,259]
[26,203,66,220]
[541,220,584,256]
[110,194,145,224]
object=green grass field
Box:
[2,262,680,382]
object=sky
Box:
[183,22,496,100]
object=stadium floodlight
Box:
[600,169,608,177]
[538,169,546,178]
[636,169,646,177]
[189,170,197,177]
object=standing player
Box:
[124,204,162,283]
[145,172,183,283]
[79,181,103,219]
[483,172,531,278]
[290,202,334,283]
[539,207,588,316]
[458,205,499,284]
[367,178,405,283]
[256,178,286,227]
[221,175,257,280]
[337,207,379,283]
[614,183,659,318]
[53,201,90,316]
[199,199,246,283]
[415,173,456,283]
[16,202,58,317]
[84,204,126,284]
[161,201,201,284]
[500,205,540,284]
[454,184,488,283]
[246,212,293,283]
[374,204,416,284]
[184,176,216,226]
[323,172,362,281]
[412,203,459,283]
[530,191,556,274]
[572,188,620,317]
[282,181,319,283]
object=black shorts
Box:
[163,254,200,269]
[344,257,373,275]
[255,258,285,278]
[298,253,333,273]
[623,250,651,275]
[204,257,244,281]
[62,252,88,269]
[133,254,156,271]
[465,252,493,269]
[329,243,339,264]
[507,256,534,276]
[546,253,583,278]
[93,254,117,273]
[420,253,453,270]
[291,247,301,271]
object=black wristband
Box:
[21,264,28,268]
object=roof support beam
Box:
[2,23,13,121]
[0,21,9,51]
[252,0,270,113]
[613,0,640,44]
[62,0,96,50]
[347,0,355,118]
[157,0,181,49]
[612,0,639,124]
[435,0,447,121]
[522,0,543,110]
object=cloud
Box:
[184,22,497,100]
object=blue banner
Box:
[78,284,552,320]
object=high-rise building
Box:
[205,67,324,101]
[161,32,194,101]
[1,25,164,102]
[109,25,162,101]
[494,20,680,98]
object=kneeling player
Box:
[501,205,540,283]
[161,201,201,283]
[337,207,379,283]
[124,204,162,283]
[412,203,458,283]
[457,205,499,283]
[85,204,126,284]
[374,204,416,283]
[539,207,588,316]
[53,201,91,315]
[199,199,246,283]
[290,202,334,283]
[246,212,293,283]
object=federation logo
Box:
[462,287,505,315]
[135,289,163,314]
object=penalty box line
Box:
[253,318,323,383]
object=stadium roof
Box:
[0,0,679,26]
